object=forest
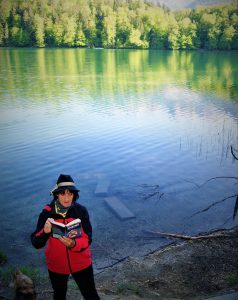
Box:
[0,0,238,50]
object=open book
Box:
[49,218,82,239]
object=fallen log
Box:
[143,230,234,240]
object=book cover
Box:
[49,218,82,239]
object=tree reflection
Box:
[1,49,237,103]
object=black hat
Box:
[50,174,80,195]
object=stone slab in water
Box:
[105,196,135,220]
[95,179,110,196]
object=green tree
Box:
[81,3,97,47]
[62,16,77,47]
[0,24,4,45]
[75,22,86,47]
[167,14,180,49]
[127,28,148,48]
[0,0,237,49]
[149,26,166,49]
[33,14,45,47]
[52,22,64,46]
[10,26,30,46]
[199,12,220,49]
[0,0,11,19]
[230,12,238,49]
[0,0,11,46]
[115,7,131,47]
[0,22,8,46]
[179,17,199,49]
[44,18,55,46]
[148,7,169,49]
[219,25,235,49]
[103,12,116,47]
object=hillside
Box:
[0,0,237,49]
[150,0,234,10]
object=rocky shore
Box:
[96,226,238,299]
[1,227,238,299]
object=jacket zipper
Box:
[64,218,73,274]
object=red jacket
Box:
[31,201,92,274]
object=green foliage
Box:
[18,265,41,281]
[0,265,43,287]
[68,278,78,290]
[0,250,7,265]
[228,272,238,285]
[117,281,142,296]
[33,14,45,47]
[0,0,237,49]
[0,266,15,286]
[228,263,238,286]
[75,25,86,47]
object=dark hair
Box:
[53,190,79,202]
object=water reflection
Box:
[1,49,238,103]
[0,48,237,271]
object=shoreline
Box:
[1,226,237,299]
[95,226,238,299]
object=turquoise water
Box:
[0,48,237,270]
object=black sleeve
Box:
[81,206,93,245]
[30,211,50,249]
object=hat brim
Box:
[52,186,80,194]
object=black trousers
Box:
[48,265,100,300]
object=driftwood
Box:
[143,230,234,241]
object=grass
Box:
[68,277,79,290]
[228,273,238,286]
[228,263,238,286]
[117,281,142,296]
[0,266,15,285]
[18,265,42,281]
[0,264,44,287]
[0,250,7,265]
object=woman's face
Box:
[57,189,74,207]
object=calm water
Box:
[0,48,237,271]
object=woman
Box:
[31,174,100,300]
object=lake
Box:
[0,48,237,272]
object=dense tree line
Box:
[0,0,237,50]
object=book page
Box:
[66,218,81,227]
[49,218,65,228]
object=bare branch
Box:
[233,194,238,220]
[138,184,162,201]
[231,145,238,160]
[189,194,237,218]
[199,176,238,188]
[96,256,130,270]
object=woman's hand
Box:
[44,218,52,234]
[59,236,76,248]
